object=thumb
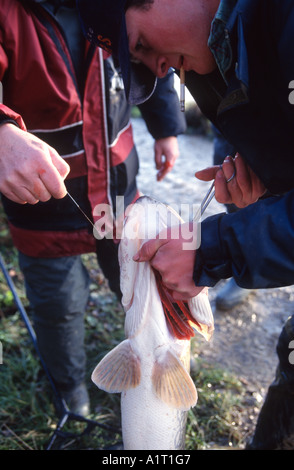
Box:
[195,165,220,181]
[154,142,164,170]
[133,237,167,262]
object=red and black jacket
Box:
[0,0,185,257]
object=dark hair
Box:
[124,0,154,12]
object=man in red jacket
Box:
[0,0,186,416]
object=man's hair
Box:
[125,0,154,11]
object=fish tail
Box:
[92,339,141,393]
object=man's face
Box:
[125,0,218,77]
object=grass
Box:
[0,205,258,450]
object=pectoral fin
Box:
[91,340,141,393]
[152,350,197,410]
[188,290,214,341]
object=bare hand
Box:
[195,153,266,208]
[154,136,179,181]
[0,124,70,204]
[133,222,204,300]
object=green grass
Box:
[0,207,258,450]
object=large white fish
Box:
[92,196,214,450]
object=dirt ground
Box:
[133,116,294,419]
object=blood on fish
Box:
[154,269,201,340]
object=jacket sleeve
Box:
[138,70,186,140]
[0,103,26,130]
[0,41,26,130]
[193,190,294,290]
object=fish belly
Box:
[121,386,187,450]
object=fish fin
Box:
[91,339,141,393]
[152,350,197,410]
[188,289,214,341]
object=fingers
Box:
[0,124,70,204]
[156,161,173,181]
[133,237,167,262]
[216,155,244,205]
[50,149,70,180]
[221,155,236,183]
[8,149,69,203]
[214,164,232,203]
[154,137,179,181]
[197,157,239,206]
[197,154,266,208]
[223,154,266,207]
[133,226,200,300]
[39,148,70,199]
[1,170,52,204]
[2,188,37,205]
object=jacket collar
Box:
[209,0,254,91]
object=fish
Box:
[92,196,214,450]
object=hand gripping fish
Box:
[92,196,214,450]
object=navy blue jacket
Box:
[188,0,294,289]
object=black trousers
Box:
[247,314,294,449]
[19,238,121,392]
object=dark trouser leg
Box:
[18,252,90,392]
[247,315,294,449]
[95,237,122,301]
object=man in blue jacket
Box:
[76,0,294,449]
